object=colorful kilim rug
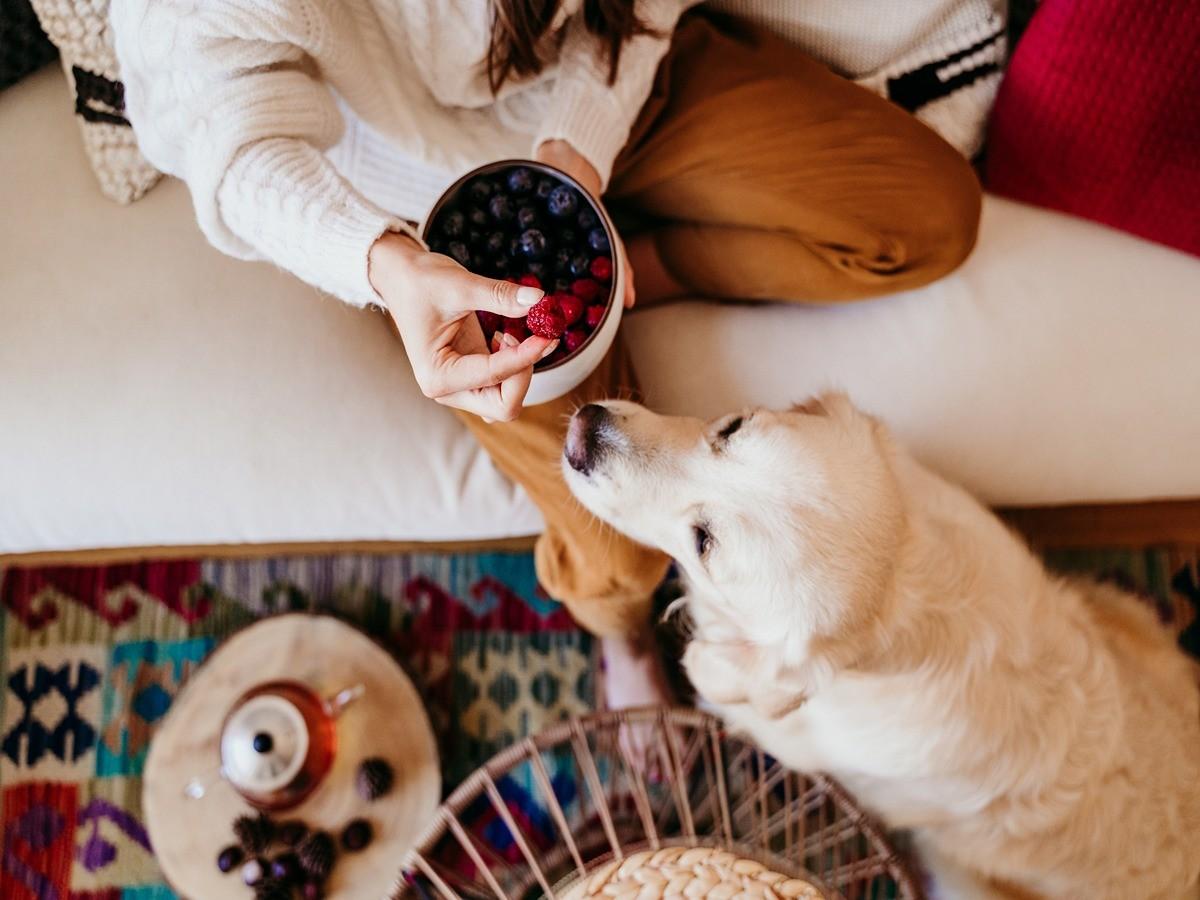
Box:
[0,546,1196,898]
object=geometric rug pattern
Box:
[1,546,1196,898]
[1,552,593,899]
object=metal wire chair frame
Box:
[396,708,922,900]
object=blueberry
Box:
[466,229,482,247]
[553,247,573,272]
[341,819,373,853]
[508,236,522,258]
[558,228,578,248]
[440,209,465,238]
[587,227,610,253]
[526,261,548,281]
[486,232,506,254]
[516,205,539,230]
[488,194,514,222]
[518,229,548,259]
[270,853,301,883]
[553,277,572,293]
[568,252,591,277]
[507,167,535,193]
[535,178,555,199]
[492,256,511,274]
[471,252,486,272]
[467,206,488,227]
[217,845,244,873]
[547,185,579,218]
[577,208,598,230]
[447,241,470,266]
[467,179,493,204]
[242,858,266,887]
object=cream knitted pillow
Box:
[28,0,160,203]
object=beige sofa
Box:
[3,66,1199,559]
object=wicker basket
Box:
[396,708,922,900]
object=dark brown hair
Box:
[487,0,653,93]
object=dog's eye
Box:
[716,416,743,441]
[693,524,713,558]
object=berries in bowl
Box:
[422,160,623,406]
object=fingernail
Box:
[500,332,520,349]
[516,286,543,307]
[538,340,559,360]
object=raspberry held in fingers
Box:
[526,297,568,338]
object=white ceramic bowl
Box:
[421,160,623,406]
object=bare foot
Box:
[601,631,675,777]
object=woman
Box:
[111,0,981,709]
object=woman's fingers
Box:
[427,334,556,398]
[435,355,537,422]
[450,269,543,318]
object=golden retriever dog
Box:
[562,393,1200,900]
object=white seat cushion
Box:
[2,67,1198,555]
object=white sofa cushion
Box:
[3,67,1198,555]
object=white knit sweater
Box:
[110,0,1003,308]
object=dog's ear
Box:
[791,391,855,419]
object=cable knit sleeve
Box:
[110,0,414,307]
[534,0,696,189]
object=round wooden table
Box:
[144,614,440,899]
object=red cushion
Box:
[986,0,1200,257]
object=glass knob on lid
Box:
[221,694,309,797]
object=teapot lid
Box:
[220,694,309,795]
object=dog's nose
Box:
[565,403,610,475]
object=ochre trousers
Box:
[458,13,982,637]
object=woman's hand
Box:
[536,140,636,309]
[369,232,557,422]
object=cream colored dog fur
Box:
[562,394,1200,900]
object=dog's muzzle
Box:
[565,403,611,475]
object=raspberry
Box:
[589,256,613,281]
[517,274,542,290]
[557,294,584,325]
[297,832,335,881]
[585,305,606,328]
[564,328,588,353]
[233,814,275,855]
[526,297,567,338]
[571,279,601,302]
[475,311,502,336]
[503,320,530,342]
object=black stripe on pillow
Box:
[72,64,130,126]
